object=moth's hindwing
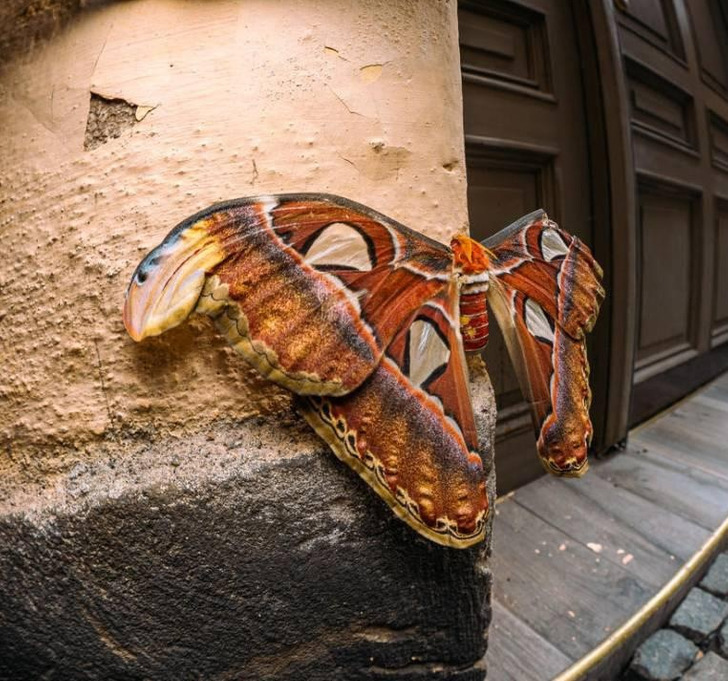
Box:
[124,194,488,547]
[485,212,604,475]
[299,287,487,548]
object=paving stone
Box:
[682,652,728,680]
[669,588,728,642]
[716,619,728,658]
[699,553,728,597]
[628,629,698,681]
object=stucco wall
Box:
[0,0,469,493]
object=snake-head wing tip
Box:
[123,224,225,342]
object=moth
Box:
[123,194,604,548]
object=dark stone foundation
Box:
[0,376,495,680]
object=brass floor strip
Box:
[552,514,728,681]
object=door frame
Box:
[573,0,637,452]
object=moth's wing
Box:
[484,210,604,338]
[124,194,452,396]
[299,285,488,548]
[484,211,604,476]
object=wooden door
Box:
[613,0,728,423]
[458,0,605,492]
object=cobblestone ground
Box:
[623,552,728,680]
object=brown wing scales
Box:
[124,194,488,547]
[124,194,453,396]
[484,210,603,475]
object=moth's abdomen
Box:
[460,290,489,353]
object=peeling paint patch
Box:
[360,64,383,83]
[324,46,347,61]
[84,93,154,151]
[364,141,411,180]
[135,105,156,122]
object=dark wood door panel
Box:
[466,168,541,230]
[703,86,728,122]
[622,0,728,423]
[461,0,591,231]
[632,138,703,186]
[708,111,728,172]
[458,1,551,94]
[637,193,693,356]
[714,176,728,200]
[461,81,561,143]
[619,28,692,91]
[632,80,691,144]
[615,0,685,62]
[689,0,728,95]
[624,0,671,39]
[465,147,557,234]
[635,184,701,382]
[625,57,698,154]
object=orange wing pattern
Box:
[300,287,487,547]
[124,194,486,547]
[483,210,605,475]
[124,195,452,397]
[123,196,603,546]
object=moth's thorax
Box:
[450,233,493,275]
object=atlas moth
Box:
[123,194,604,548]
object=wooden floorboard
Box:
[486,372,728,680]
[693,392,728,414]
[487,601,573,681]
[642,407,728,451]
[491,501,653,659]
[634,431,728,484]
[703,381,728,400]
[537,471,708,561]
[591,446,728,529]
[639,418,728,455]
[511,476,689,589]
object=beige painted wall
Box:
[0,0,469,493]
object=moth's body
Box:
[459,288,490,353]
[124,193,603,548]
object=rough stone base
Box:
[0,377,495,681]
